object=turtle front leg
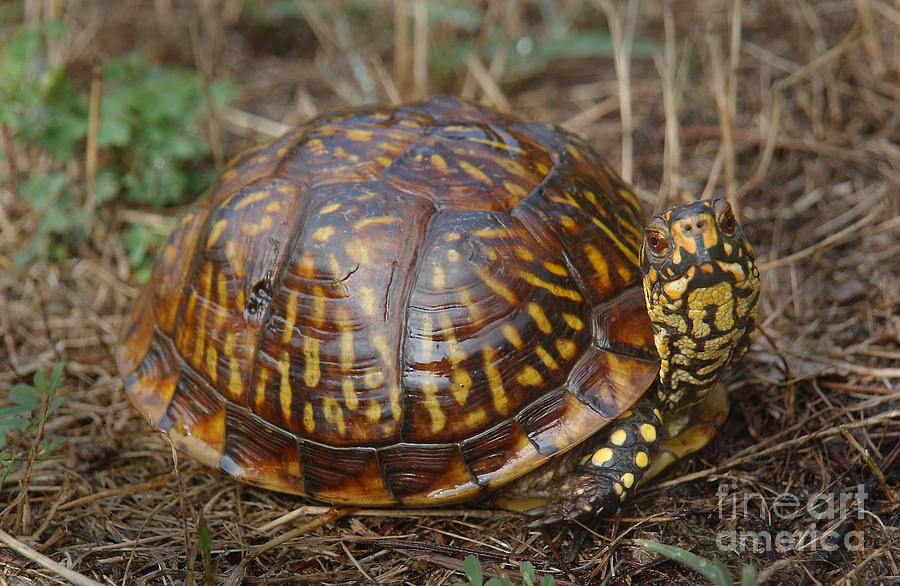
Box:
[535,381,729,525]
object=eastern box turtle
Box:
[116,96,759,523]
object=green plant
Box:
[453,555,553,586]
[0,362,67,488]
[635,539,758,586]
[0,22,233,271]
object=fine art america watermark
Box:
[714,483,868,553]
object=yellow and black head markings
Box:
[117,97,758,522]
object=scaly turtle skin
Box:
[116,96,759,522]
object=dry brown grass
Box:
[1,1,899,584]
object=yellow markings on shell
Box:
[306,138,324,155]
[504,181,527,199]
[162,243,177,265]
[319,202,341,215]
[584,244,612,291]
[358,285,377,316]
[253,368,268,411]
[484,247,498,262]
[459,160,493,184]
[514,245,534,261]
[609,428,627,446]
[241,215,273,236]
[559,215,577,230]
[502,323,523,349]
[474,266,518,304]
[438,313,467,364]
[334,146,349,159]
[214,272,228,329]
[322,397,346,436]
[591,447,614,467]
[465,407,488,428]
[527,302,552,334]
[311,226,336,242]
[536,161,550,175]
[452,368,472,405]
[621,472,635,489]
[365,369,385,390]
[341,379,358,410]
[432,265,446,290]
[366,400,381,423]
[535,345,559,370]
[555,338,577,361]
[311,286,327,328]
[430,153,448,170]
[336,312,354,373]
[302,402,315,433]
[458,287,483,323]
[422,377,445,432]
[265,200,282,213]
[190,263,213,367]
[589,217,640,265]
[473,227,508,239]
[371,335,401,421]
[224,334,241,400]
[516,366,543,387]
[234,190,269,210]
[635,451,650,468]
[562,312,584,331]
[344,240,369,265]
[444,232,461,242]
[205,346,218,383]
[377,155,393,167]
[278,351,292,423]
[302,337,320,388]
[542,261,568,277]
[346,129,373,142]
[447,249,461,263]
[355,216,400,230]
[282,291,298,343]
[482,346,509,416]
[206,219,228,248]
[297,252,315,278]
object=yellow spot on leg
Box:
[591,447,614,467]
[640,423,657,442]
[635,451,650,468]
[610,429,627,446]
[621,472,635,488]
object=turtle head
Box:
[639,199,759,409]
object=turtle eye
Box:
[646,231,668,254]
[720,209,737,236]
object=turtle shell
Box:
[116,96,659,506]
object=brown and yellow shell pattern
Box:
[116,96,660,506]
